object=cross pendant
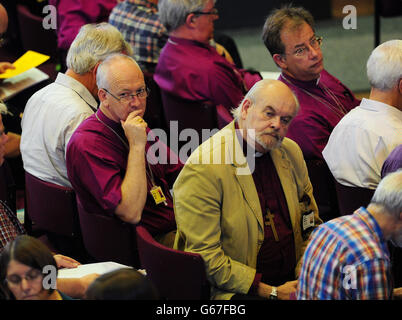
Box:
[265,210,279,242]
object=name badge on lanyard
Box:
[150,186,167,206]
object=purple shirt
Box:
[154,36,261,111]
[253,152,296,286]
[279,70,360,160]
[49,0,117,50]
[381,144,402,178]
[66,109,183,236]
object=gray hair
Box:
[231,79,300,121]
[96,53,140,90]
[66,23,133,74]
[262,5,315,57]
[371,169,402,218]
[158,0,216,32]
[366,39,402,91]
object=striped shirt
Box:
[297,207,393,300]
[109,0,168,73]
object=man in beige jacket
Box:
[173,79,322,300]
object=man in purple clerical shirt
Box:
[66,54,182,247]
[262,5,360,160]
[154,0,261,113]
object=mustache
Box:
[260,131,280,141]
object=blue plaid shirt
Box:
[297,207,393,300]
[109,0,168,73]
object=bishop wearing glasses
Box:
[66,54,183,247]
[154,0,262,113]
[262,5,360,160]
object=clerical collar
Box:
[281,73,321,87]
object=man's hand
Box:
[277,280,298,300]
[121,110,147,148]
[0,62,15,74]
[393,287,402,299]
[54,254,81,269]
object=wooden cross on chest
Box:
[265,210,279,242]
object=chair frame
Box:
[136,225,210,300]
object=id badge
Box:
[150,186,167,205]
[302,210,315,231]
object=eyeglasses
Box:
[5,269,42,286]
[285,36,323,57]
[191,8,218,16]
[103,87,150,103]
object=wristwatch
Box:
[269,286,278,300]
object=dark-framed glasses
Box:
[5,269,42,286]
[287,36,323,57]
[103,87,150,103]
[191,8,218,16]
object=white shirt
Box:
[323,98,402,189]
[21,73,98,187]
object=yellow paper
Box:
[0,50,50,79]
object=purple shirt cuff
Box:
[248,272,262,295]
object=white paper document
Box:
[58,261,134,279]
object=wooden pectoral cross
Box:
[265,210,279,242]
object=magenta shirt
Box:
[279,70,360,160]
[49,0,117,50]
[66,109,183,236]
[154,36,261,111]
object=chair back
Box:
[305,159,339,222]
[334,181,375,216]
[143,72,167,132]
[24,172,87,259]
[160,91,232,157]
[136,225,210,300]
[0,161,16,214]
[77,199,140,268]
[25,172,79,236]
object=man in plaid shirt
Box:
[109,0,168,73]
[297,170,402,300]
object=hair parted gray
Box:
[158,0,216,32]
[366,39,402,91]
[66,23,133,74]
[262,4,315,57]
[371,169,402,218]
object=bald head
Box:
[233,79,299,152]
[0,4,8,34]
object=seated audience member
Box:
[262,5,360,160]
[85,268,159,300]
[173,79,322,300]
[0,235,98,300]
[0,3,20,159]
[20,23,132,188]
[154,0,261,112]
[297,170,402,300]
[109,0,169,73]
[382,145,402,178]
[66,54,182,247]
[323,40,402,189]
[109,0,239,74]
[49,0,118,66]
